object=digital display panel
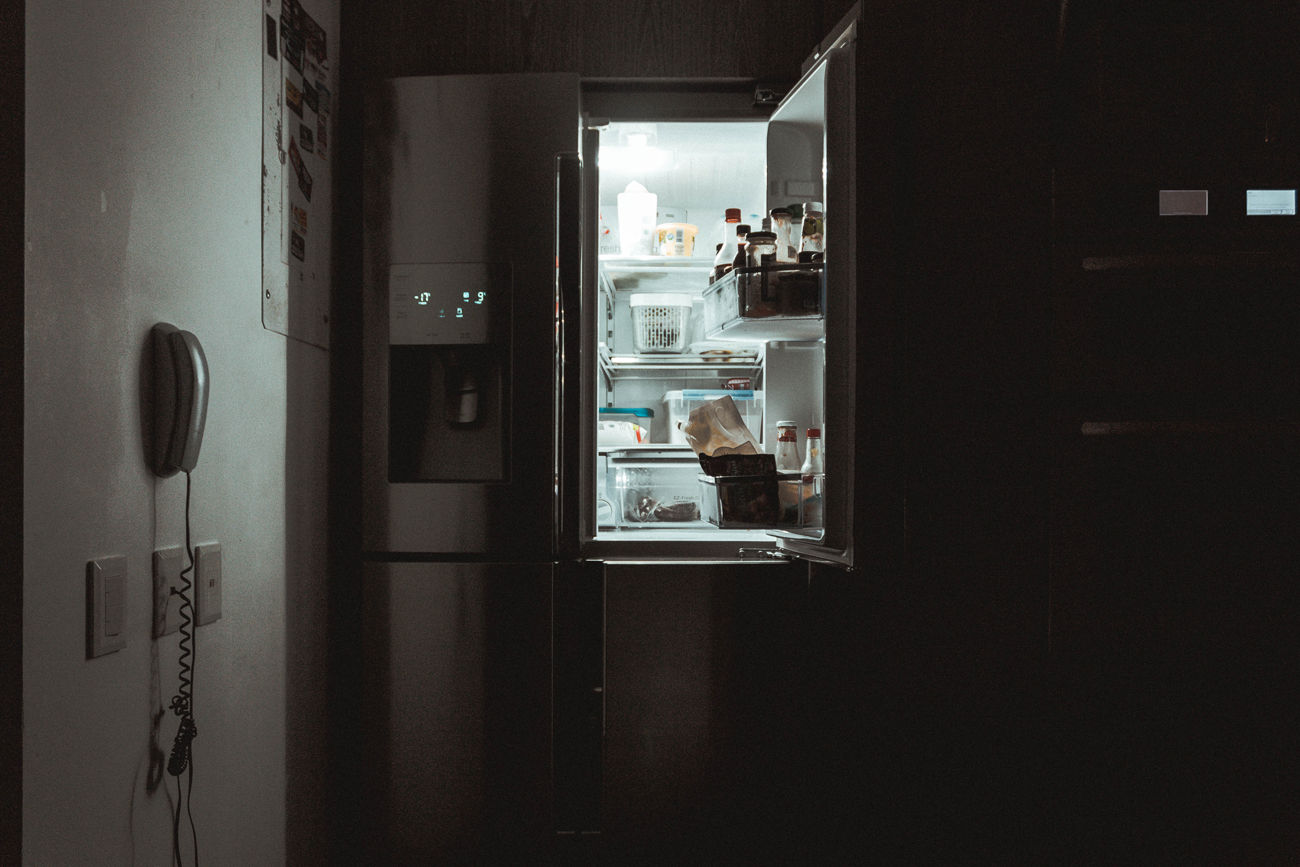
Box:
[389,263,497,345]
[1246,189,1296,215]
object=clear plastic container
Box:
[701,263,824,342]
[662,389,764,446]
[630,293,694,353]
[698,472,808,529]
[607,449,706,527]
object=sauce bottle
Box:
[730,224,751,273]
[711,208,743,283]
[769,208,797,262]
[801,427,824,527]
[775,421,801,472]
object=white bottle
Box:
[617,181,657,256]
[775,421,801,472]
[801,427,824,528]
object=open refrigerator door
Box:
[582,26,856,568]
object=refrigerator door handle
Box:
[554,152,583,559]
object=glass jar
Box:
[799,202,824,255]
[774,421,801,472]
[743,230,777,268]
[742,230,778,318]
[769,208,797,262]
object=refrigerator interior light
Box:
[610,356,639,364]
[599,144,670,174]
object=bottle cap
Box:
[725,208,742,221]
[806,428,821,438]
[769,207,793,218]
[797,250,824,264]
[746,231,777,241]
[806,202,824,213]
[776,420,798,427]
[736,224,751,235]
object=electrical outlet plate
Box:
[152,547,185,639]
[195,542,222,626]
[86,556,127,658]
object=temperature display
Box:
[389,263,498,345]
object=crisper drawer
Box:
[702,263,824,342]
[606,449,708,529]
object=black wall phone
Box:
[151,322,209,478]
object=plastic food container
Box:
[597,407,655,445]
[630,293,694,353]
[654,222,699,257]
[698,472,808,529]
[662,389,764,446]
[607,449,706,528]
[701,263,824,342]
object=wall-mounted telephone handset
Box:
[151,323,210,478]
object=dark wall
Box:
[355,0,855,80]
[808,2,1058,863]
[1,0,22,861]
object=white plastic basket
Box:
[630,293,693,353]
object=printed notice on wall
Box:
[263,0,337,349]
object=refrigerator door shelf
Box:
[701,264,826,343]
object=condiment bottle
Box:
[708,244,724,285]
[798,202,824,255]
[775,421,801,472]
[711,208,743,283]
[801,427,825,527]
[744,230,778,268]
[743,230,780,317]
[769,208,797,262]
[730,224,751,273]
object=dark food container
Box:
[699,474,780,527]
[741,263,823,318]
[702,262,824,342]
[697,452,776,477]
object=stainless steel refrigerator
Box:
[358,5,893,862]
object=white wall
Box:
[24,1,331,864]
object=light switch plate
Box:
[195,542,222,626]
[152,547,186,639]
[86,556,127,658]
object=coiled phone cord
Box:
[168,470,199,867]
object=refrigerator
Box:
[358,5,888,862]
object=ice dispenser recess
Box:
[387,262,512,483]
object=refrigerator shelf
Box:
[598,344,761,370]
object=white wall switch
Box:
[195,542,222,626]
[86,556,127,658]
[152,547,186,639]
